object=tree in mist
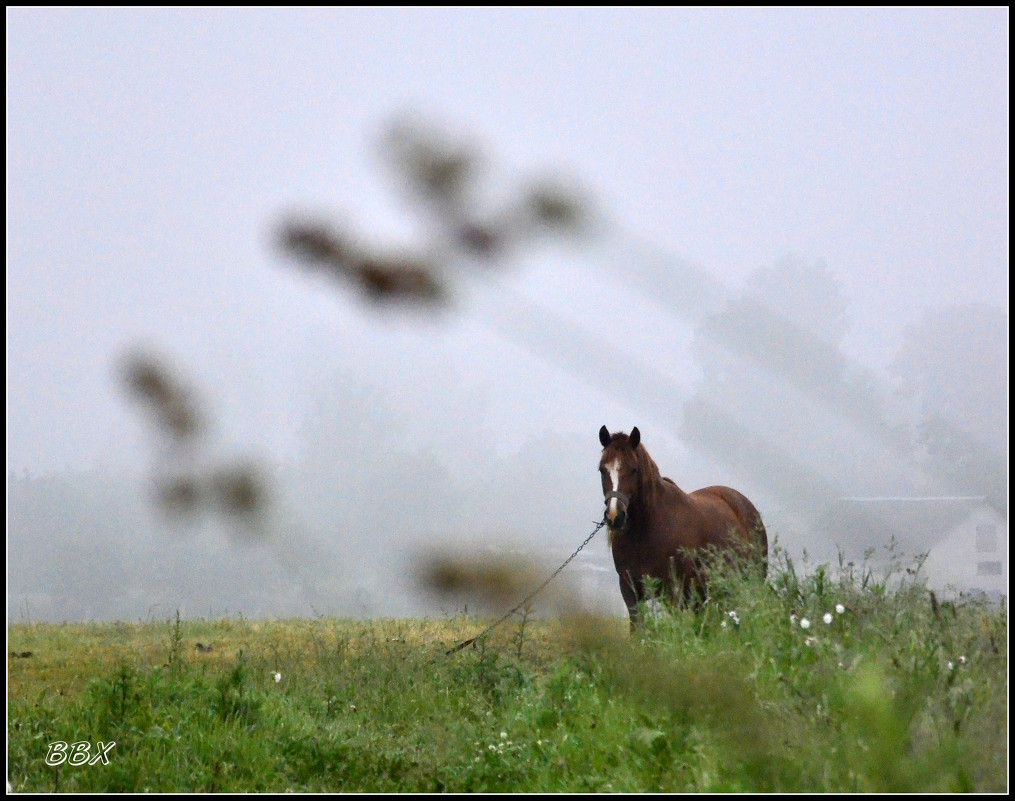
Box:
[743,255,850,345]
[689,254,852,404]
[7,470,134,621]
[890,303,1008,512]
[6,468,330,623]
[294,369,463,532]
[682,255,864,521]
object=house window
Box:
[976,561,1002,576]
[976,525,997,553]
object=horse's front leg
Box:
[676,580,712,618]
[619,573,640,633]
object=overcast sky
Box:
[7,8,1008,483]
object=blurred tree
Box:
[742,254,850,345]
[890,303,1008,512]
[683,256,868,517]
[689,255,860,417]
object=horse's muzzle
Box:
[604,490,629,530]
[606,508,627,530]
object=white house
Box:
[921,503,1007,599]
[821,497,1007,600]
[824,493,1006,601]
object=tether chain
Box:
[446,519,607,655]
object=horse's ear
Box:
[629,427,640,449]
[599,425,611,448]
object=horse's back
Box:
[689,485,768,563]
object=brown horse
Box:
[598,425,768,628]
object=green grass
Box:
[7,549,1007,792]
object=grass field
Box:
[7,549,1008,792]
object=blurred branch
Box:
[278,219,447,306]
[276,114,592,307]
[121,350,203,441]
[118,348,270,527]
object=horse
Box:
[598,425,768,628]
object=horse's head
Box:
[598,425,641,531]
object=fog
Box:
[7,9,1008,622]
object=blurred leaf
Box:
[382,115,480,207]
[155,475,203,516]
[211,463,268,518]
[120,351,202,439]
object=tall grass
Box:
[7,549,1006,792]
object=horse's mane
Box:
[634,442,669,506]
[635,443,662,485]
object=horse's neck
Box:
[635,473,686,516]
[631,447,687,522]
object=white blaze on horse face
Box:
[606,459,621,523]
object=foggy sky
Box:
[6,10,1009,620]
[8,8,1008,475]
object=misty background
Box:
[7,9,1008,623]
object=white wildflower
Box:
[835,604,845,615]
[800,617,811,630]
[959,655,967,665]
[500,731,507,740]
[947,661,955,671]
[823,612,833,625]
[790,614,798,626]
[273,672,282,683]
[805,636,816,647]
